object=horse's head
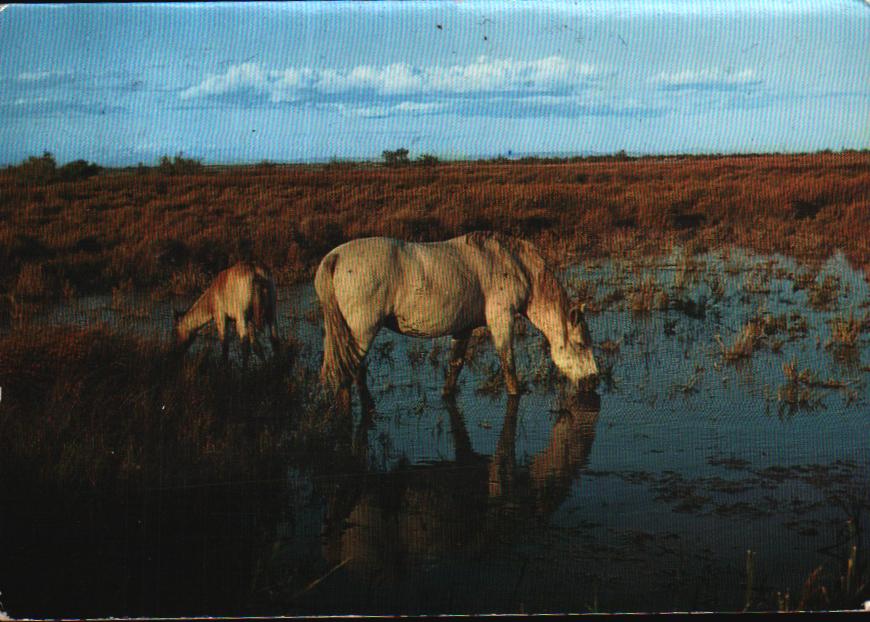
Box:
[550,302,599,387]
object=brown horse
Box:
[315,231,597,400]
[173,261,281,364]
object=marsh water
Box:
[4,247,869,616]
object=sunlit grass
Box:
[1,151,868,301]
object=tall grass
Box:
[1,151,867,299]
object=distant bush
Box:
[7,151,57,183]
[158,153,204,176]
[57,159,102,181]
[5,152,101,184]
[416,153,440,166]
[383,148,410,167]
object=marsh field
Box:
[1,151,869,616]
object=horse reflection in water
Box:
[317,391,601,596]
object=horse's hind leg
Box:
[443,330,471,397]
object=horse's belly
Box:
[391,290,482,337]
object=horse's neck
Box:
[180,292,214,333]
[523,259,568,347]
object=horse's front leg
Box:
[486,305,521,396]
[443,329,472,397]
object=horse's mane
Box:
[463,231,570,326]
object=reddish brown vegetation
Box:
[1,151,868,299]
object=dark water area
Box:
[2,248,869,616]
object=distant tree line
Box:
[5,151,102,183]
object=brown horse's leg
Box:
[443,330,471,397]
[217,314,230,362]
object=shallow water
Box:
[5,247,869,615]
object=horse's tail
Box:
[314,253,362,393]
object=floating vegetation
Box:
[428,339,443,369]
[718,320,766,361]
[569,278,598,312]
[476,362,505,396]
[741,269,772,295]
[406,341,427,368]
[776,359,858,416]
[787,312,810,338]
[807,274,841,310]
[629,276,669,313]
[718,310,807,362]
[705,273,726,301]
[791,270,816,292]
[673,253,706,291]
[671,296,708,320]
[599,287,626,310]
[374,339,395,366]
[828,312,863,350]
[671,365,705,396]
[598,339,622,356]
[782,359,851,389]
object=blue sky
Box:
[0,1,868,165]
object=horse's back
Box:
[321,235,528,337]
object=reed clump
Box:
[807,274,842,310]
[828,312,864,350]
[629,276,669,313]
[776,519,868,612]
[719,321,766,361]
[718,312,791,362]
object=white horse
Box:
[174,261,281,365]
[315,231,598,400]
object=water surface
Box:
[5,247,869,615]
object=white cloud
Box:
[179,62,269,100]
[652,68,759,88]
[327,100,448,118]
[17,70,73,83]
[180,56,605,102]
